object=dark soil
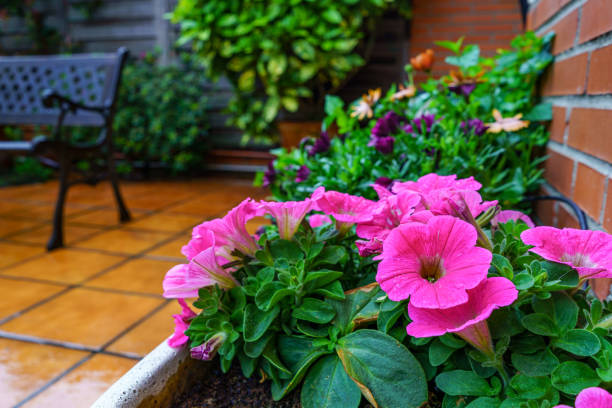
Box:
[172,364,301,408]
[172,363,441,408]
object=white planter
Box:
[92,339,208,407]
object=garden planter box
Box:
[92,340,210,408]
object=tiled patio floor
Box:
[0,176,267,408]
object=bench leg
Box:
[47,159,71,251]
[108,153,131,223]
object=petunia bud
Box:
[190,332,227,361]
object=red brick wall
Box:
[528,0,612,231]
[409,0,524,79]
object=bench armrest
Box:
[41,89,106,115]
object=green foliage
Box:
[264,32,553,208]
[111,52,210,173]
[170,0,411,143]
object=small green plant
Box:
[262,32,554,208]
[170,0,411,143]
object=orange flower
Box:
[350,88,381,120]
[410,49,435,72]
[486,109,530,133]
[390,84,416,102]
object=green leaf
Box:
[314,245,348,266]
[312,280,346,301]
[513,272,534,290]
[435,37,464,54]
[511,348,559,377]
[304,269,343,286]
[244,331,273,358]
[521,313,559,336]
[301,354,361,408]
[541,262,579,290]
[466,397,501,408]
[435,370,497,397]
[274,335,331,399]
[322,9,342,24]
[293,40,316,60]
[492,254,514,279]
[293,298,336,324]
[328,283,380,335]
[337,330,428,408]
[237,70,255,92]
[551,361,601,395]
[429,338,456,367]
[533,292,578,332]
[243,304,280,342]
[510,373,551,399]
[524,103,553,121]
[553,329,601,356]
[263,341,291,375]
[267,55,287,77]
[270,239,303,260]
[446,45,480,69]
[255,282,294,311]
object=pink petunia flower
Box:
[406,277,517,357]
[190,332,228,360]
[259,199,312,240]
[184,198,262,260]
[163,231,238,298]
[168,299,197,348]
[309,214,332,228]
[392,174,497,218]
[492,210,535,228]
[376,215,492,308]
[554,387,612,408]
[312,187,376,230]
[521,227,612,279]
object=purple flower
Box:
[402,123,414,135]
[413,114,437,133]
[424,147,436,157]
[308,131,331,156]
[375,177,395,190]
[449,83,477,97]
[263,162,276,187]
[372,111,402,138]
[190,333,227,361]
[368,136,395,155]
[460,119,488,136]
[295,165,311,182]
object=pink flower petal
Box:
[575,387,612,408]
[309,214,332,228]
[312,187,376,224]
[376,215,491,308]
[521,227,612,279]
[406,277,517,338]
[492,210,535,228]
[260,199,312,240]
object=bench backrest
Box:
[0,48,128,127]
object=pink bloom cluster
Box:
[555,387,612,408]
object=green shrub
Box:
[111,52,210,173]
[262,32,554,208]
[170,0,411,143]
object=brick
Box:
[547,9,578,54]
[531,0,573,29]
[604,182,612,231]
[545,149,575,197]
[579,0,612,43]
[557,203,581,229]
[587,44,612,94]
[572,163,605,220]
[568,108,612,163]
[549,106,566,143]
[541,53,588,96]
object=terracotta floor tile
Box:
[0,242,43,269]
[127,212,203,232]
[106,301,179,357]
[0,202,88,221]
[145,234,190,259]
[0,183,55,200]
[0,288,163,349]
[21,354,136,408]
[246,216,271,235]
[0,218,43,237]
[0,249,124,285]
[166,195,246,216]
[85,258,176,295]
[8,223,102,245]
[0,339,88,408]
[68,208,130,227]
[0,278,65,320]
[74,229,172,254]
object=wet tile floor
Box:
[0,176,267,408]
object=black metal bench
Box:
[0,48,131,250]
